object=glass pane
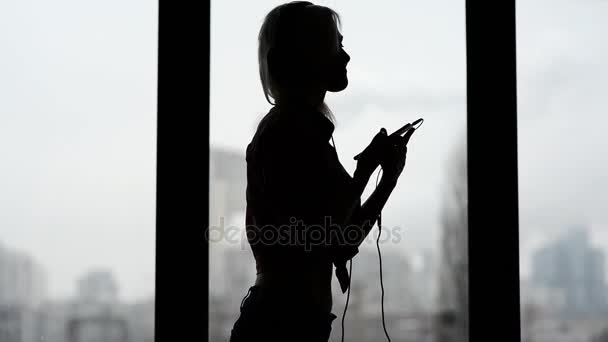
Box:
[210,1,467,341]
[0,1,158,342]
[517,1,608,341]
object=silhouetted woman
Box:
[230,2,412,342]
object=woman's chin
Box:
[327,77,348,92]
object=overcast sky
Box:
[0,0,607,301]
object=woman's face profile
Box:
[317,22,351,93]
[323,32,350,93]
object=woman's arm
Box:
[342,132,410,251]
[331,133,409,262]
[328,167,396,263]
[327,129,391,231]
[348,172,397,246]
[329,167,398,293]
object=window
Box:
[0,1,158,341]
[517,1,608,341]
[208,1,468,341]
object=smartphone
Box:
[391,118,424,137]
[354,118,424,160]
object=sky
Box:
[0,0,607,301]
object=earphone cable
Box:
[376,168,392,342]
[336,136,392,342]
[341,258,352,342]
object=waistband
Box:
[253,273,333,313]
[241,284,336,319]
[254,270,330,288]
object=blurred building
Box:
[344,247,433,317]
[0,242,47,308]
[209,146,250,341]
[0,242,47,342]
[436,141,468,342]
[209,245,256,341]
[123,298,154,342]
[33,269,153,342]
[329,247,436,342]
[66,269,128,342]
[76,270,120,305]
[209,146,247,228]
[519,307,608,342]
[532,228,608,316]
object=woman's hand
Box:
[379,128,415,185]
[354,128,390,178]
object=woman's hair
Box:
[258,1,341,122]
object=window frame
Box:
[155,1,210,341]
[466,1,521,341]
[155,1,521,341]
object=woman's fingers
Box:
[354,128,387,160]
[355,126,414,161]
[402,128,415,145]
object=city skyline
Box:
[0,243,154,342]
[3,139,608,302]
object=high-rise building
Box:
[35,270,153,342]
[66,270,127,342]
[76,269,120,306]
[436,140,468,342]
[0,242,47,308]
[209,147,247,229]
[0,242,47,342]
[532,228,608,315]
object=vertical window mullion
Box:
[466,1,521,341]
[155,1,211,341]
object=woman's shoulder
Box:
[255,108,287,138]
[249,109,279,147]
[250,108,309,151]
[247,108,288,160]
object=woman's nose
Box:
[343,51,351,64]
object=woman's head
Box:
[258,2,350,108]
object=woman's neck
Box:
[277,89,326,111]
